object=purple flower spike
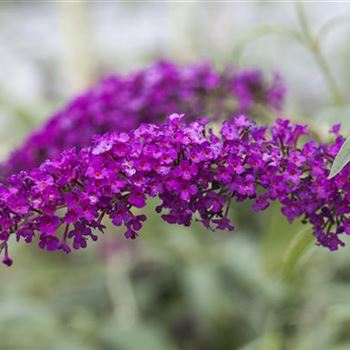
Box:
[0,114,348,266]
[0,61,285,178]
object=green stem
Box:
[295,3,345,106]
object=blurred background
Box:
[1,2,350,349]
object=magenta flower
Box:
[37,215,61,235]
[0,114,348,266]
[0,61,285,178]
[128,191,147,208]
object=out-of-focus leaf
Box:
[282,226,314,280]
[328,303,350,323]
[313,103,350,136]
[233,25,303,62]
[317,12,350,43]
[183,263,223,317]
[101,323,178,350]
[260,331,283,350]
[328,137,350,178]
[261,203,305,277]
[237,338,260,350]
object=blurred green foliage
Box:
[1,204,350,350]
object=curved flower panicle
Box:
[0,114,348,266]
[0,61,285,177]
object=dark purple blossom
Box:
[0,114,347,266]
[37,215,61,235]
[0,61,285,178]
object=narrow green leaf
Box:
[261,203,304,277]
[317,12,350,43]
[282,226,314,280]
[328,137,350,179]
[232,25,303,62]
[261,332,283,350]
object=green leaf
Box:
[282,226,314,280]
[232,25,303,62]
[313,103,350,131]
[317,12,350,43]
[328,137,350,179]
[261,203,305,276]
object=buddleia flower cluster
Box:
[0,61,285,178]
[0,114,348,266]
